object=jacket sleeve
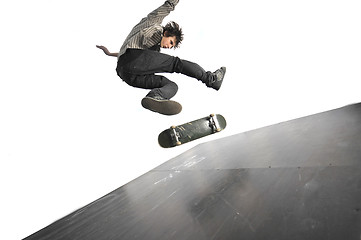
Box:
[146,0,180,24]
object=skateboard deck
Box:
[158,114,227,148]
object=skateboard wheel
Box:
[171,126,181,145]
[209,114,221,133]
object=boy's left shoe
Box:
[207,67,226,91]
[141,95,182,115]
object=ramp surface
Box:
[25,103,361,240]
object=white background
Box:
[1,0,360,239]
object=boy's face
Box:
[161,35,176,49]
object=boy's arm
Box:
[96,45,118,57]
[146,0,180,23]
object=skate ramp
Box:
[25,103,361,239]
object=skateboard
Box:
[158,114,227,148]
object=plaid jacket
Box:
[118,0,179,58]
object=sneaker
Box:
[141,95,182,115]
[209,67,226,90]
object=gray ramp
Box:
[25,103,361,240]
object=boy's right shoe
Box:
[141,95,182,116]
[207,67,226,91]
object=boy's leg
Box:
[116,49,226,114]
[117,52,182,115]
[120,71,179,100]
[119,49,225,89]
[117,49,179,99]
[117,70,182,115]
[179,60,226,91]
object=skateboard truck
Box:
[170,126,182,146]
[209,114,221,132]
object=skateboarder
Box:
[96,0,226,115]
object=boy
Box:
[96,0,226,115]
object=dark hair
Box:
[163,21,183,48]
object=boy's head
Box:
[161,21,183,49]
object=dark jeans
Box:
[116,49,212,99]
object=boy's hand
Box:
[96,45,110,54]
[96,45,118,57]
